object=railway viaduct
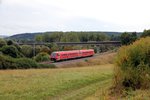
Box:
[56,41,121,46]
[18,41,121,46]
[57,41,121,53]
[18,41,121,55]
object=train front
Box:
[50,52,58,62]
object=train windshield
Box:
[51,53,60,57]
[51,53,56,57]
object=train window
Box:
[57,54,60,56]
[62,54,67,56]
[51,53,56,57]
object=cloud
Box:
[0,0,2,5]
[0,0,150,35]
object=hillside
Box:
[0,35,8,38]
[7,32,44,41]
[7,31,122,41]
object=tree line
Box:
[35,29,150,45]
[120,29,150,45]
[35,32,111,42]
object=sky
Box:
[0,0,150,36]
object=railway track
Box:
[41,51,114,67]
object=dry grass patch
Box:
[0,64,113,100]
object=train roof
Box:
[53,50,79,53]
[52,49,94,54]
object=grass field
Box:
[0,64,113,100]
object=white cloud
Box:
[0,0,150,35]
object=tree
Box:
[1,45,20,58]
[60,32,80,42]
[35,46,42,55]
[40,46,50,54]
[110,35,121,41]
[50,43,59,53]
[7,40,14,45]
[120,32,138,45]
[35,35,43,42]
[89,33,97,41]
[130,32,137,43]
[34,52,50,62]
[96,33,110,41]
[141,29,150,37]
[21,45,33,58]
[42,33,51,42]
[0,39,7,48]
[120,32,131,45]
[49,32,64,42]
[78,32,89,42]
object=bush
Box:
[21,45,33,58]
[0,54,17,69]
[7,40,14,45]
[16,58,38,69]
[40,46,50,54]
[0,39,7,48]
[0,54,54,69]
[13,43,22,52]
[120,32,137,45]
[34,52,50,62]
[0,54,38,69]
[35,46,42,55]
[141,29,150,37]
[1,45,20,58]
[114,37,150,92]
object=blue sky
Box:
[0,0,150,35]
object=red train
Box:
[50,49,95,62]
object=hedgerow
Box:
[1,45,21,58]
[0,54,55,69]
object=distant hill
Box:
[0,35,8,38]
[7,31,122,41]
[7,33,43,41]
[7,31,142,41]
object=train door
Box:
[79,50,82,57]
[56,53,60,61]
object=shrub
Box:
[0,54,38,69]
[35,46,42,55]
[114,37,150,92]
[1,45,20,58]
[46,43,59,54]
[120,32,137,45]
[34,52,50,62]
[0,39,7,48]
[16,58,38,69]
[0,54,17,69]
[141,29,150,37]
[21,45,33,58]
[13,43,22,52]
[40,46,50,54]
[7,40,14,45]
[0,54,54,69]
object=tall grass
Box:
[0,65,113,100]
